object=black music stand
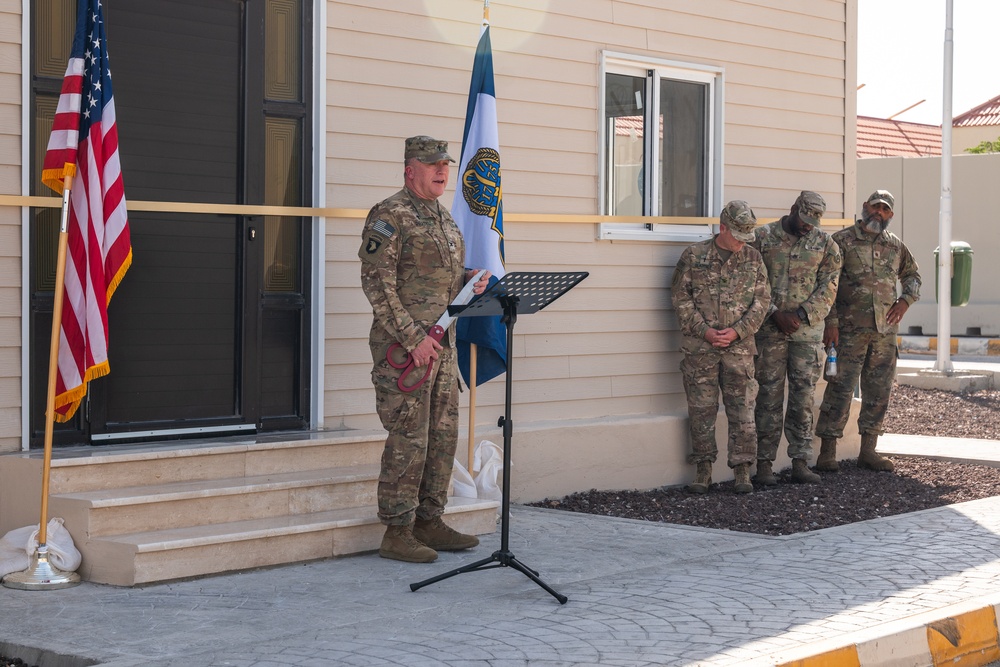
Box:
[409,271,588,604]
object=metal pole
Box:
[935,0,954,372]
[3,175,81,590]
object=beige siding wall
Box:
[0,5,20,453]
[326,0,854,441]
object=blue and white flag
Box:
[453,24,507,388]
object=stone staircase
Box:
[0,430,499,586]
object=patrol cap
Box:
[794,190,826,226]
[866,189,895,211]
[720,200,757,242]
[404,135,455,164]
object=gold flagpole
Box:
[3,175,81,590]
[467,345,478,473]
[466,0,490,477]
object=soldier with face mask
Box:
[814,190,921,473]
[751,191,842,486]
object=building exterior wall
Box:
[858,153,1000,337]
[0,4,21,453]
[0,0,857,471]
[326,0,857,457]
[953,125,1000,154]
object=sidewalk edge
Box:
[749,595,1000,667]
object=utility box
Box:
[933,241,973,307]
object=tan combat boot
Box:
[733,463,753,494]
[379,525,438,563]
[413,516,479,551]
[687,461,712,494]
[858,433,894,471]
[815,437,839,472]
[791,458,821,484]
[754,460,777,486]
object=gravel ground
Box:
[527,383,1000,536]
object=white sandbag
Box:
[0,524,35,578]
[472,440,505,501]
[450,457,479,498]
[34,518,82,571]
[0,518,82,577]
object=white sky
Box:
[857,0,1000,125]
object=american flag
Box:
[41,0,131,422]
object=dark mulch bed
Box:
[527,383,1000,536]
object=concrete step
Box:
[39,430,386,494]
[0,430,500,586]
[49,464,380,537]
[80,497,500,586]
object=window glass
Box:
[605,73,646,217]
[265,0,302,102]
[659,78,706,217]
[600,54,721,241]
[263,116,302,292]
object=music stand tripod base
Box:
[409,271,587,605]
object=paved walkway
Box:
[3,432,1000,667]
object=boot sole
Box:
[858,461,894,472]
[791,476,821,484]
[379,548,438,563]
[419,540,479,551]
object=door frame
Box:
[20,0,326,449]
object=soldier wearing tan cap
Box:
[359,136,491,563]
[671,201,771,495]
[815,190,921,473]
[751,191,842,486]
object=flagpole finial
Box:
[483,0,490,25]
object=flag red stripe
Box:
[48,0,131,422]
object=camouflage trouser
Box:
[816,329,897,438]
[680,349,758,467]
[371,344,459,527]
[754,336,824,462]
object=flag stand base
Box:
[2,544,81,590]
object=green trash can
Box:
[933,241,973,306]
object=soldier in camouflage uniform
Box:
[359,136,491,563]
[671,200,771,494]
[815,190,921,473]
[751,191,842,486]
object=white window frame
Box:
[598,52,725,242]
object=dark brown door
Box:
[29,0,312,446]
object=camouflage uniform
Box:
[752,216,842,462]
[359,186,466,527]
[671,233,771,467]
[815,220,921,438]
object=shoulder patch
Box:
[372,219,395,239]
[359,219,397,264]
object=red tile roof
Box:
[953,94,1000,127]
[857,116,941,158]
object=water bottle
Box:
[826,345,838,377]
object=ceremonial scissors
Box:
[386,270,486,392]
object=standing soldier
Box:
[752,191,843,485]
[359,135,490,563]
[815,190,921,472]
[671,200,771,494]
